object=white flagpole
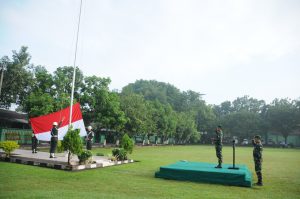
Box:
[69,0,83,126]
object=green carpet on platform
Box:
[155,161,252,187]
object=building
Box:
[0,109,31,144]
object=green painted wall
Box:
[0,128,32,144]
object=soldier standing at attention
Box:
[49,117,64,158]
[252,135,263,186]
[32,132,38,153]
[86,126,94,150]
[214,125,223,168]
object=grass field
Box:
[0,145,300,199]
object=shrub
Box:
[0,141,20,157]
[107,154,116,161]
[112,148,127,161]
[56,140,64,153]
[78,150,93,164]
[120,133,134,154]
[62,128,83,165]
[96,152,104,156]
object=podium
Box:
[155,161,252,187]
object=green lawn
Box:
[0,145,300,199]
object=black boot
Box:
[215,160,222,168]
[255,172,263,186]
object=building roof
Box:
[0,109,28,124]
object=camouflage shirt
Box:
[215,130,223,146]
[252,140,263,160]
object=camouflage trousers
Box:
[215,145,223,164]
[254,158,262,172]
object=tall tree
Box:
[148,100,177,142]
[0,46,34,108]
[81,76,126,131]
[32,66,54,94]
[232,95,266,113]
[53,66,84,102]
[175,112,199,144]
[23,65,71,117]
[122,79,184,111]
[220,111,262,139]
[267,99,299,143]
[213,101,233,118]
[120,93,149,136]
[23,90,55,117]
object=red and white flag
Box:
[30,103,87,141]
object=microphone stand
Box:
[228,139,239,170]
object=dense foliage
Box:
[112,148,127,161]
[78,150,93,164]
[1,47,300,144]
[0,141,19,157]
[120,133,134,154]
[61,128,83,164]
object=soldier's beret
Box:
[218,125,222,128]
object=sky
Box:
[0,0,300,105]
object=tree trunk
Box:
[68,151,71,165]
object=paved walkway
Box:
[1,149,111,166]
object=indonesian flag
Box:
[30,103,87,141]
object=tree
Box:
[220,111,262,139]
[232,95,266,113]
[267,99,299,143]
[259,104,272,142]
[148,100,177,142]
[120,93,149,137]
[122,79,185,111]
[62,128,83,165]
[23,90,55,117]
[81,76,126,131]
[120,133,134,154]
[53,66,84,102]
[32,66,54,94]
[0,46,34,109]
[213,101,233,118]
[175,112,199,144]
[195,104,216,133]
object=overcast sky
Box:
[0,0,299,105]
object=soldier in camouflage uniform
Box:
[214,125,223,168]
[252,135,263,186]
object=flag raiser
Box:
[30,103,87,141]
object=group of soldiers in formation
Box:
[213,126,263,186]
[31,122,263,186]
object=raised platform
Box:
[155,161,252,187]
[0,149,134,171]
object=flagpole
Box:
[69,0,83,126]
